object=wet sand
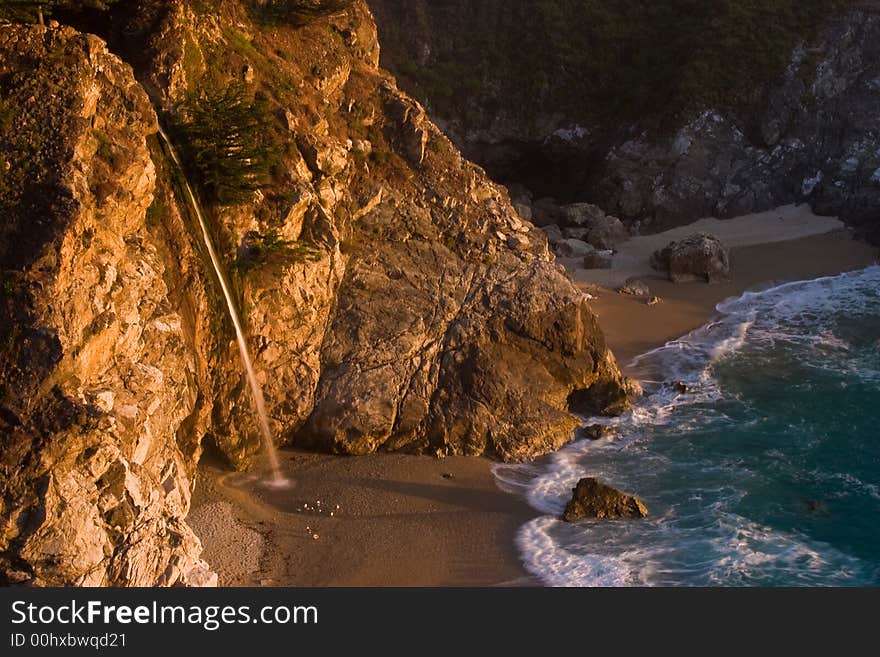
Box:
[189,209,877,587]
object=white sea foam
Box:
[516,516,638,587]
[517,509,869,587]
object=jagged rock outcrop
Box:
[651,234,730,283]
[562,478,648,521]
[1,1,633,584]
[104,0,633,465]
[0,25,214,586]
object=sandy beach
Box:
[588,230,879,369]
[189,208,878,586]
[190,449,539,586]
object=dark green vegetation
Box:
[0,0,117,23]
[233,230,320,273]
[255,0,354,24]
[375,0,854,128]
[170,84,279,206]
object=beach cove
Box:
[190,207,878,586]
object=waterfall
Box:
[156,126,283,484]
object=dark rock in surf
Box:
[563,477,649,521]
[582,424,616,441]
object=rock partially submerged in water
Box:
[563,478,649,521]
[651,233,730,283]
[582,424,616,440]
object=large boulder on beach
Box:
[559,202,604,227]
[583,250,613,269]
[531,197,564,227]
[618,277,652,297]
[563,478,649,521]
[589,217,629,250]
[650,233,730,283]
[532,199,629,250]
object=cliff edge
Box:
[0,1,632,585]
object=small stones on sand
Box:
[646,296,662,306]
[299,499,340,515]
[441,472,454,479]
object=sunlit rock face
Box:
[0,1,631,585]
[103,0,631,465]
[0,25,213,586]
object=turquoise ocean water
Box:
[496,265,880,586]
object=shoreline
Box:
[189,220,878,587]
[586,230,878,370]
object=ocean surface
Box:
[496,265,880,586]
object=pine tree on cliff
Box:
[0,1,118,25]
[173,83,276,205]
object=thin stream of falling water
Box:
[156,126,283,484]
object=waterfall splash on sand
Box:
[157,126,284,486]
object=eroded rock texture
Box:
[0,1,632,585]
[0,26,213,586]
[651,234,731,284]
[372,2,880,244]
[101,0,632,466]
[595,10,880,242]
[563,478,649,522]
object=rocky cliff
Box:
[593,6,880,243]
[371,1,880,244]
[0,1,631,585]
[0,25,214,586]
